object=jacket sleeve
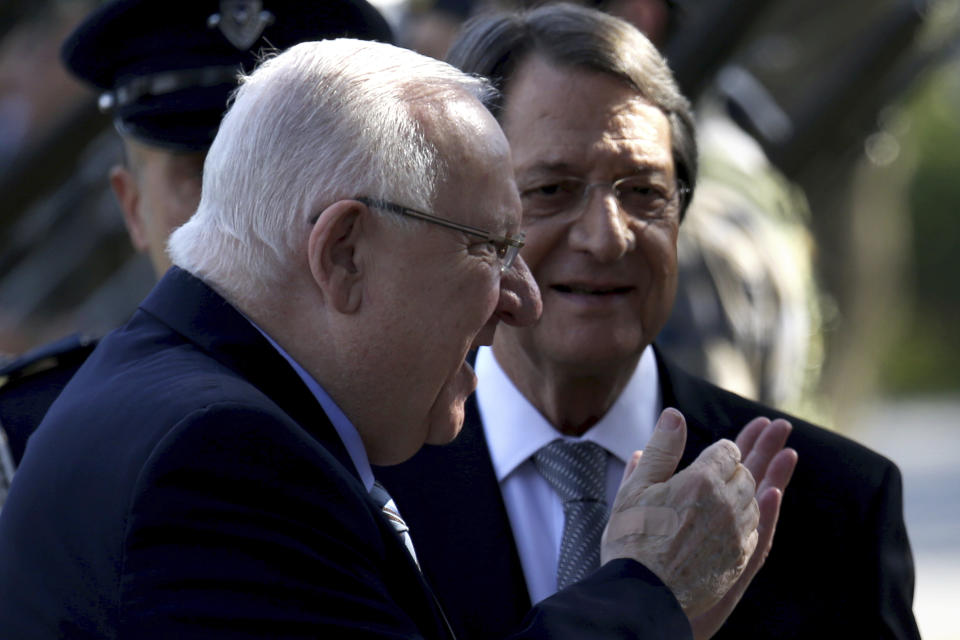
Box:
[869,462,921,640]
[509,559,692,640]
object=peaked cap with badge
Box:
[61,0,394,151]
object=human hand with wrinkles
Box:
[601,408,760,619]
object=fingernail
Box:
[659,408,682,430]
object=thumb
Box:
[631,408,687,491]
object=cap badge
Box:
[207,0,276,50]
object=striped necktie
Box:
[533,440,609,590]
[370,481,420,569]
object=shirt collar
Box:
[476,345,661,482]
[252,323,375,492]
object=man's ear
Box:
[308,200,367,314]
[109,165,148,253]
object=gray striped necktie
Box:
[370,481,420,569]
[533,440,609,590]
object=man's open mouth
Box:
[553,284,633,295]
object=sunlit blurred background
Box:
[1,0,958,636]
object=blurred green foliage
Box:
[881,60,960,394]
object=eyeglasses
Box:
[356,197,525,272]
[520,175,689,223]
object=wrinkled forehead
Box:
[419,95,520,230]
[501,57,673,179]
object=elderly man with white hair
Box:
[0,39,763,639]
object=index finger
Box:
[689,438,741,482]
[741,419,792,488]
[757,447,798,495]
[735,417,771,459]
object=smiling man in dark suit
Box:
[378,4,920,639]
[0,35,767,638]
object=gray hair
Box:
[168,38,495,296]
[447,2,697,217]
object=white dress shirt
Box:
[475,345,662,604]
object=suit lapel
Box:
[445,393,532,627]
[654,344,744,467]
[139,267,357,479]
[369,488,457,640]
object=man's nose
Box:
[567,190,635,261]
[496,254,542,327]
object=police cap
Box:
[61,0,394,151]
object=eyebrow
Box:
[518,161,581,180]
[518,161,673,184]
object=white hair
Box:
[167,39,495,298]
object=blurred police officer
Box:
[0,0,393,473]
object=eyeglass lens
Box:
[521,176,679,221]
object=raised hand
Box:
[689,417,798,639]
[601,408,760,618]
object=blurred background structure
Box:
[1,0,959,636]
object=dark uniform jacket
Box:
[0,334,97,466]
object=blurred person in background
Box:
[617,0,822,414]
[378,4,920,638]
[0,0,393,472]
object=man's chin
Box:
[537,325,650,370]
[424,397,467,446]
[424,360,476,446]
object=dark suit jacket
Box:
[0,268,690,639]
[377,350,921,640]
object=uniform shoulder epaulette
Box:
[1,334,100,470]
[0,334,98,391]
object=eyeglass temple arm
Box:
[359,197,523,247]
